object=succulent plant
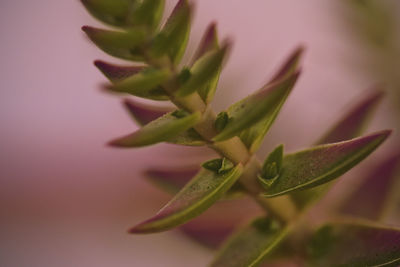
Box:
[81,0,400,266]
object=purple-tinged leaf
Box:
[317,88,384,145]
[339,152,400,220]
[82,26,147,61]
[191,22,219,64]
[268,46,305,84]
[211,217,289,267]
[129,164,243,233]
[123,99,172,126]
[307,221,400,266]
[213,72,300,143]
[109,111,201,147]
[262,130,391,197]
[94,60,144,83]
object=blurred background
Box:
[1,0,399,266]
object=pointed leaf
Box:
[291,88,385,209]
[307,221,400,266]
[339,152,400,220]
[109,111,202,147]
[238,48,304,152]
[268,46,304,84]
[317,88,384,144]
[213,72,300,142]
[191,22,219,64]
[94,60,144,82]
[129,164,243,233]
[177,42,229,97]
[144,166,199,195]
[81,0,133,27]
[123,99,172,125]
[82,26,147,61]
[262,130,391,197]
[211,217,289,267]
[106,67,170,100]
[150,0,192,64]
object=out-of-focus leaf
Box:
[151,0,192,64]
[339,152,400,220]
[129,164,243,233]
[291,89,385,209]
[177,42,229,97]
[317,88,384,144]
[268,46,304,84]
[82,26,147,61]
[307,221,400,266]
[238,48,304,152]
[213,72,300,143]
[128,0,165,31]
[211,217,289,267]
[144,166,199,195]
[123,99,172,125]
[262,130,391,197]
[106,67,170,100]
[109,111,201,147]
[192,23,220,103]
[94,60,144,82]
[81,0,133,27]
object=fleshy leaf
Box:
[94,60,144,82]
[177,41,229,97]
[106,67,170,100]
[211,217,288,267]
[213,72,300,142]
[109,111,202,147]
[123,99,172,125]
[129,164,243,233]
[128,0,165,31]
[317,88,384,144]
[144,167,199,195]
[237,48,304,152]
[262,130,391,197]
[82,26,147,61]
[258,145,284,189]
[291,88,385,209]
[202,158,234,174]
[151,0,192,64]
[81,0,133,27]
[307,221,400,266]
[339,152,400,220]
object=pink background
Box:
[1,0,398,266]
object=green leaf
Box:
[213,72,300,143]
[129,164,243,233]
[215,111,230,133]
[191,22,219,64]
[307,221,400,266]
[123,99,172,125]
[151,0,192,64]
[237,48,304,152]
[258,145,284,189]
[128,0,165,31]
[82,26,147,61]
[339,152,400,220]
[211,217,289,267]
[106,67,170,100]
[81,0,133,27]
[94,60,144,82]
[108,111,202,147]
[317,88,384,145]
[262,130,391,197]
[177,42,229,97]
[202,158,234,174]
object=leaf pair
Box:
[211,218,400,267]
